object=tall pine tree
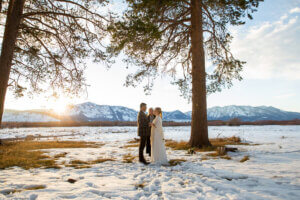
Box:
[108,0,263,147]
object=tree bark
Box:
[0,0,3,13]
[189,0,211,147]
[0,0,26,125]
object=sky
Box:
[4,0,300,112]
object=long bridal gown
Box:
[150,116,168,165]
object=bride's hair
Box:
[155,107,162,118]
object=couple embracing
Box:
[137,103,168,165]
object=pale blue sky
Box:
[5,0,300,112]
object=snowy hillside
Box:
[65,102,138,121]
[66,103,191,122]
[163,110,190,122]
[207,105,300,121]
[2,110,59,122]
[3,104,300,122]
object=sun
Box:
[50,98,69,114]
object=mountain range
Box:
[3,102,300,122]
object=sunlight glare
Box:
[50,97,70,114]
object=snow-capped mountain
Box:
[62,103,300,122]
[163,110,191,122]
[65,103,190,122]
[207,105,300,121]
[3,103,300,122]
[64,102,138,121]
[2,109,59,122]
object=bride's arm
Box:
[150,117,157,127]
[158,117,165,140]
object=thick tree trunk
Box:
[0,0,26,125]
[189,0,211,147]
[0,0,3,12]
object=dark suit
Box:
[137,111,151,161]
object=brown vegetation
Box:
[66,158,115,169]
[168,159,186,166]
[2,119,300,129]
[123,143,139,148]
[165,136,250,160]
[240,155,250,163]
[54,152,68,159]
[0,120,190,128]
[122,153,136,163]
[205,152,232,160]
[227,118,242,126]
[0,185,46,196]
[135,182,146,189]
[165,136,249,152]
[0,140,101,169]
[24,185,46,191]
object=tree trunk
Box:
[189,0,211,147]
[0,0,26,125]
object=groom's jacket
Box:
[137,111,150,137]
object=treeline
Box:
[1,119,300,128]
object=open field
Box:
[0,125,300,199]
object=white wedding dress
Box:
[150,116,168,165]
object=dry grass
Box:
[165,137,248,160]
[201,156,209,161]
[168,159,186,166]
[0,189,22,195]
[165,136,249,152]
[0,185,46,195]
[165,140,191,151]
[221,155,232,160]
[210,136,250,146]
[240,155,250,163]
[91,158,115,164]
[123,153,136,163]
[0,140,101,169]
[54,152,68,159]
[66,164,92,169]
[70,160,89,165]
[123,143,139,148]
[206,152,221,157]
[127,138,140,143]
[66,157,115,169]
[123,139,140,148]
[24,185,46,191]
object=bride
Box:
[150,107,168,165]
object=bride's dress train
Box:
[150,116,168,165]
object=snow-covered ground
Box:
[0,125,300,200]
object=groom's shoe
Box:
[139,159,149,165]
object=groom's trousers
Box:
[139,135,151,161]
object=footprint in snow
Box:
[30,194,38,200]
[86,182,97,188]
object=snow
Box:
[2,111,59,122]
[0,125,300,199]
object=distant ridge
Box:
[3,102,300,122]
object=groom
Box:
[137,103,151,165]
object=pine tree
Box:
[0,0,109,125]
[108,0,263,147]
